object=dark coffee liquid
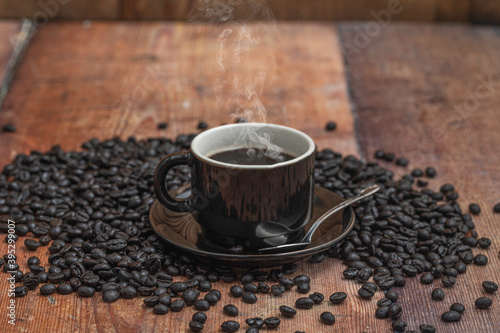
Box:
[209,148,295,165]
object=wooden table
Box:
[0,20,499,333]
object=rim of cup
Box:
[191,123,316,169]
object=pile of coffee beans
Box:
[0,134,497,332]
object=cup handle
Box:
[154,151,193,213]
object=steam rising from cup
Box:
[188,0,284,161]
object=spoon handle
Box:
[302,184,381,243]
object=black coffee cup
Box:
[154,123,316,250]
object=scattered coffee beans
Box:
[431,288,445,301]
[475,297,493,309]
[264,317,280,329]
[320,312,335,325]
[441,311,461,322]
[223,304,238,317]
[330,292,347,304]
[221,321,240,332]
[279,305,296,318]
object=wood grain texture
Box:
[0,0,480,22]
[0,0,121,20]
[0,21,21,87]
[471,0,500,24]
[0,22,360,332]
[341,22,500,332]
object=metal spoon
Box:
[257,184,381,253]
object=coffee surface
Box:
[209,148,294,165]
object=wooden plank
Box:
[471,0,500,24]
[0,0,121,20]
[0,22,359,332]
[340,22,500,332]
[0,21,22,91]
[436,0,471,21]
[122,0,439,21]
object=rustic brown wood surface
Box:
[3,0,500,23]
[0,20,499,333]
[0,21,21,88]
[340,22,500,332]
[0,22,359,333]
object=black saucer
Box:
[149,186,355,267]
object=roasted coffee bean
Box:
[420,272,434,285]
[388,304,403,320]
[78,286,95,297]
[223,304,238,317]
[441,310,461,322]
[170,299,185,312]
[192,311,208,324]
[320,312,335,325]
[469,203,481,215]
[264,317,280,329]
[419,324,436,333]
[40,283,56,295]
[477,237,492,249]
[27,256,40,266]
[309,292,324,304]
[198,280,212,292]
[3,124,16,132]
[330,292,347,304]
[475,297,493,309]
[282,263,298,275]
[271,284,285,296]
[189,321,203,332]
[204,291,220,305]
[482,281,498,293]
[14,286,28,297]
[102,290,120,303]
[258,282,270,293]
[325,121,337,131]
[396,157,408,166]
[392,320,407,331]
[242,292,257,304]
[153,304,169,315]
[245,317,264,328]
[243,283,258,293]
[474,254,488,266]
[431,288,445,301]
[296,282,310,294]
[279,305,296,318]
[157,122,168,129]
[450,303,465,313]
[358,283,377,299]
[442,275,456,288]
[230,285,244,297]
[293,275,310,285]
[425,167,436,177]
[194,299,210,311]
[279,278,294,290]
[295,297,314,309]
[385,290,398,302]
[159,294,172,306]
[377,298,392,307]
[494,203,500,213]
[120,286,137,299]
[24,239,41,251]
[143,296,159,307]
[182,289,200,306]
[57,282,73,295]
[221,321,240,332]
[343,267,358,279]
[375,306,389,319]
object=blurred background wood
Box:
[0,0,499,24]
